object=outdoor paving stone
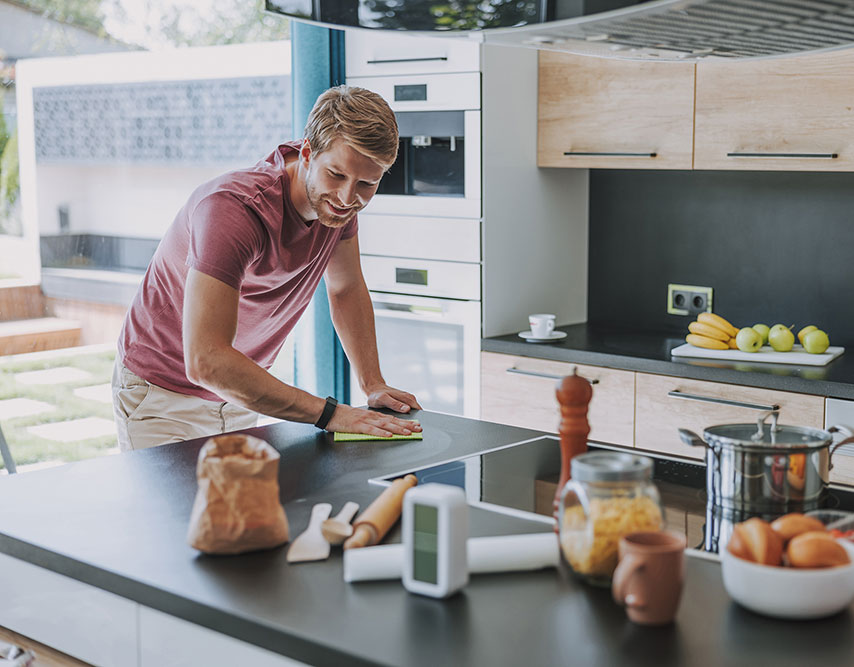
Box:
[15,367,92,386]
[27,417,116,442]
[73,383,113,404]
[0,398,56,420]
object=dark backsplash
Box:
[587,170,854,346]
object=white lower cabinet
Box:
[139,607,307,667]
[0,551,310,667]
[825,397,854,487]
[0,552,138,667]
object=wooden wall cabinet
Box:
[539,48,854,173]
[694,50,854,171]
[480,351,635,446]
[537,52,695,170]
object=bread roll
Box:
[770,513,826,543]
[787,531,850,568]
[728,517,784,566]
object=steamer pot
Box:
[678,411,854,516]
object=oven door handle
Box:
[373,301,446,317]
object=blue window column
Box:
[291,23,350,403]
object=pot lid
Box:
[702,422,832,450]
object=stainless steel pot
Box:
[679,410,854,516]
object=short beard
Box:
[304,181,357,229]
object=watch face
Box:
[412,503,439,584]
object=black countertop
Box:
[483,323,854,400]
[1,412,853,666]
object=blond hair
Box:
[304,85,399,169]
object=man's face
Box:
[302,139,386,228]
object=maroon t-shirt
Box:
[118,141,357,401]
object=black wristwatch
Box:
[314,396,338,430]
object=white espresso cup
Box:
[528,314,556,339]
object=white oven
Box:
[347,41,483,419]
[347,72,481,219]
[350,290,481,418]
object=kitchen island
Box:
[0,410,852,666]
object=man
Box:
[112,85,421,451]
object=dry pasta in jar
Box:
[558,452,664,586]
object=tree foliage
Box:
[15,0,290,48]
[361,0,536,31]
[16,0,110,37]
[142,1,291,47]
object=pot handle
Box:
[828,425,854,470]
[678,429,708,449]
[752,410,780,442]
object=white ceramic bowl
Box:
[721,540,854,619]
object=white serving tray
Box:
[671,343,845,366]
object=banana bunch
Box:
[686,313,740,350]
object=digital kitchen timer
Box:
[402,483,469,598]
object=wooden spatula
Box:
[321,501,360,545]
[287,503,332,563]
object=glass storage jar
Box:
[558,451,664,586]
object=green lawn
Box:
[0,348,117,470]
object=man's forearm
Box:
[188,346,325,423]
[328,284,384,393]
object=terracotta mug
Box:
[612,531,687,625]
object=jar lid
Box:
[570,451,653,482]
[703,423,832,450]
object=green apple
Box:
[797,325,818,346]
[752,324,770,346]
[735,327,763,353]
[803,329,830,354]
[768,324,795,352]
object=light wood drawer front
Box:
[695,50,854,171]
[635,374,825,460]
[480,352,634,446]
[538,52,695,170]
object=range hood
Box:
[266,0,854,60]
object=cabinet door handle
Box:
[667,390,778,412]
[507,367,599,384]
[366,56,448,64]
[726,152,838,159]
[563,151,657,158]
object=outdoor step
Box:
[0,285,48,322]
[0,318,82,356]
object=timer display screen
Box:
[413,504,439,583]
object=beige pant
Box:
[111,361,258,452]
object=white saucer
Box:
[518,330,567,343]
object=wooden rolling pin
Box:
[343,474,418,550]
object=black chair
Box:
[0,425,16,474]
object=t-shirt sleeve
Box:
[186,192,265,290]
[341,213,359,240]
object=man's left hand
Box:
[365,384,422,414]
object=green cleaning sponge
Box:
[333,431,423,442]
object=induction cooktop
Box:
[372,436,854,554]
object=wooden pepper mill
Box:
[553,368,593,526]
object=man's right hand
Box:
[325,404,422,437]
